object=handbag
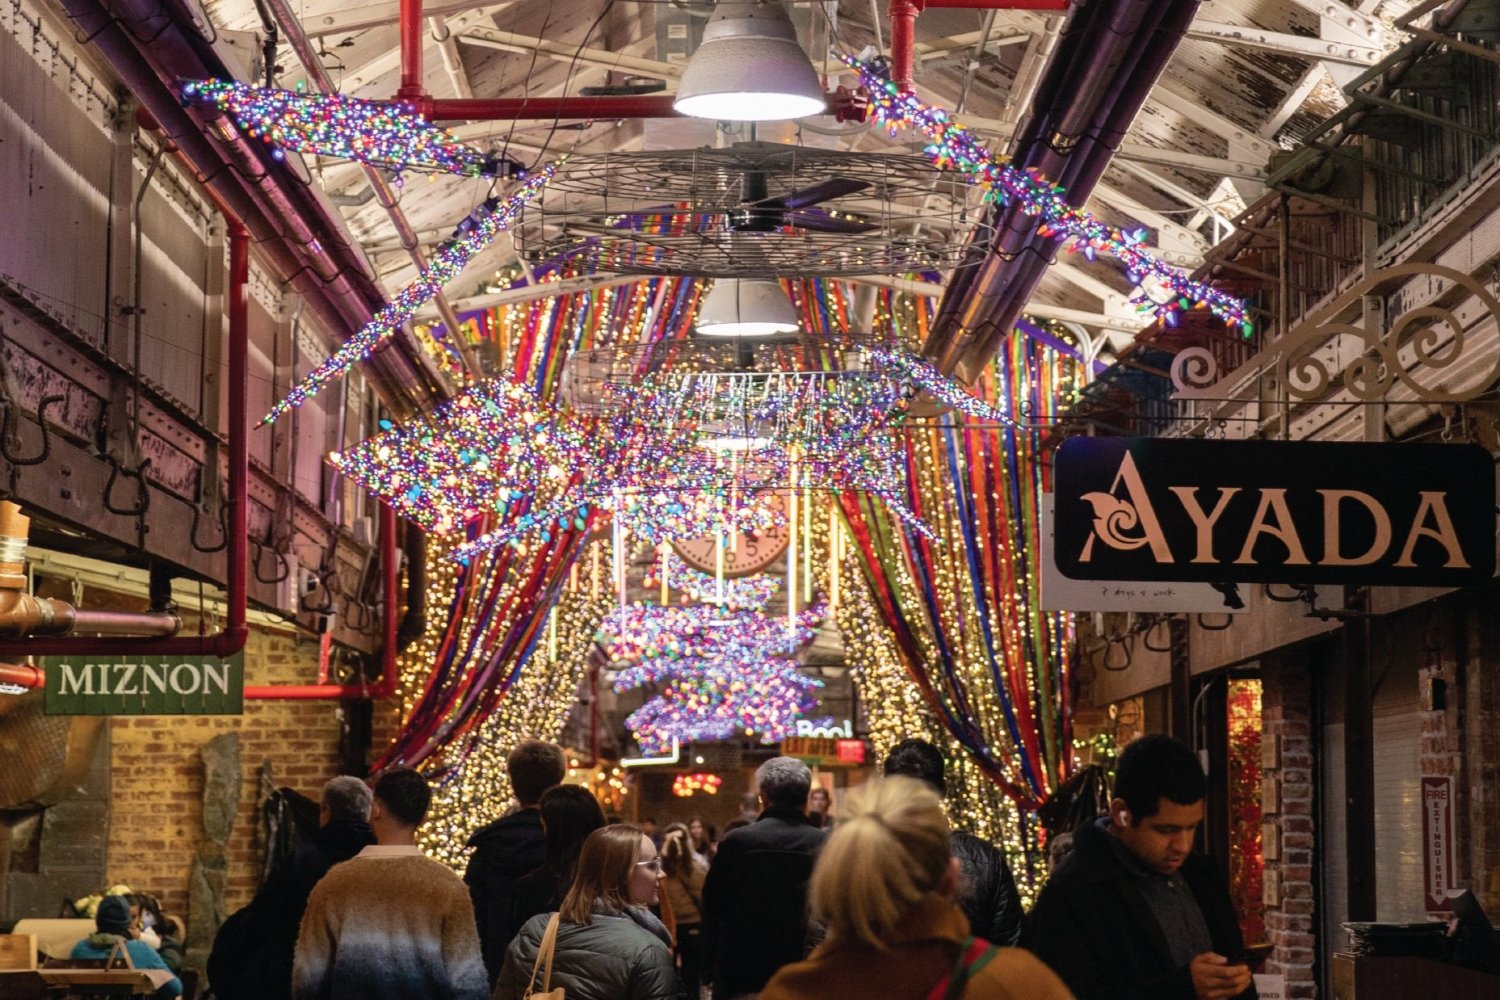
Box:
[924,936,999,1000]
[524,912,565,1000]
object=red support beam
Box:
[411,94,684,122]
[410,89,869,124]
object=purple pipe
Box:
[928,1,1201,375]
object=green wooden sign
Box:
[43,653,244,715]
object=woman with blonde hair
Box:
[659,824,708,995]
[494,824,682,1000]
[759,776,1073,1000]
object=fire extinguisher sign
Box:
[1421,775,1456,912]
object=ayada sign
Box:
[1053,438,1494,587]
[44,653,244,715]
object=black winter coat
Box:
[1022,819,1256,1000]
[950,829,1023,946]
[207,817,375,1000]
[465,808,546,985]
[702,806,827,998]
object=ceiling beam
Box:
[430,18,472,99]
[1184,20,1382,66]
[913,30,1032,64]
[845,275,1148,332]
[1113,141,1267,181]
[299,0,516,38]
[1112,160,1238,232]
[458,25,682,80]
[419,273,641,317]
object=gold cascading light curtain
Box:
[840,328,1080,813]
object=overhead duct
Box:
[924,0,1201,378]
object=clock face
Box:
[671,492,791,578]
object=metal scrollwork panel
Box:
[1172,263,1500,404]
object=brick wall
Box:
[1464,592,1500,913]
[105,624,402,922]
[1261,655,1316,999]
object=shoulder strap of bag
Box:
[925,936,1000,1000]
[528,912,562,996]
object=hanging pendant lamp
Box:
[674,2,826,122]
[697,278,800,337]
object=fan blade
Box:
[786,209,879,235]
[754,177,871,211]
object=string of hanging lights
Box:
[840,55,1252,335]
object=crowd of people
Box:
[195,732,1256,1000]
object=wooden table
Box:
[0,967,174,996]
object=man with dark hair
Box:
[293,767,487,1000]
[883,737,1024,946]
[463,739,566,984]
[1024,734,1255,1000]
[703,756,827,999]
[209,776,375,999]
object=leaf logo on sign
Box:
[1080,492,1149,551]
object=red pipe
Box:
[243,502,400,700]
[889,0,1071,91]
[0,227,249,660]
[892,0,920,91]
[412,95,686,122]
[0,662,42,689]
[396,0,426,103]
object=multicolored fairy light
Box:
[673,772,724,797]
[841,56,1251,335]
[181,80,502,177]
[644,550,780,611]
[866,348,1012,423]
[262,164,559,423]
[605,597,830,755]
[331,352,988,558]
[603,490,787,547]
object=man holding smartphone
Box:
[1023,734,1257,1000]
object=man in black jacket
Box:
[207,776,375,999]
[1023,734,1256,1000]
[883,738,1023,945]
[463,739,565,985]
[703,756,827,999]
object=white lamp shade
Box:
[697,279,800,337]
[674,2,826,122]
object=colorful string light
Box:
[672,772,724,797]
[181,80,502,177]
[644,550,780,611]
[841,56,1251,335]
[262,164,559,423]
[605,598,829,755]
[330,356,984,559]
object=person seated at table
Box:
[71,894,182,998]
[129,892,185,973]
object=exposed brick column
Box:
[1464,590,1500,913]
[1261,654,1317,999]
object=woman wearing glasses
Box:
[758,778,1073,1000]
[494,824,684,1000]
